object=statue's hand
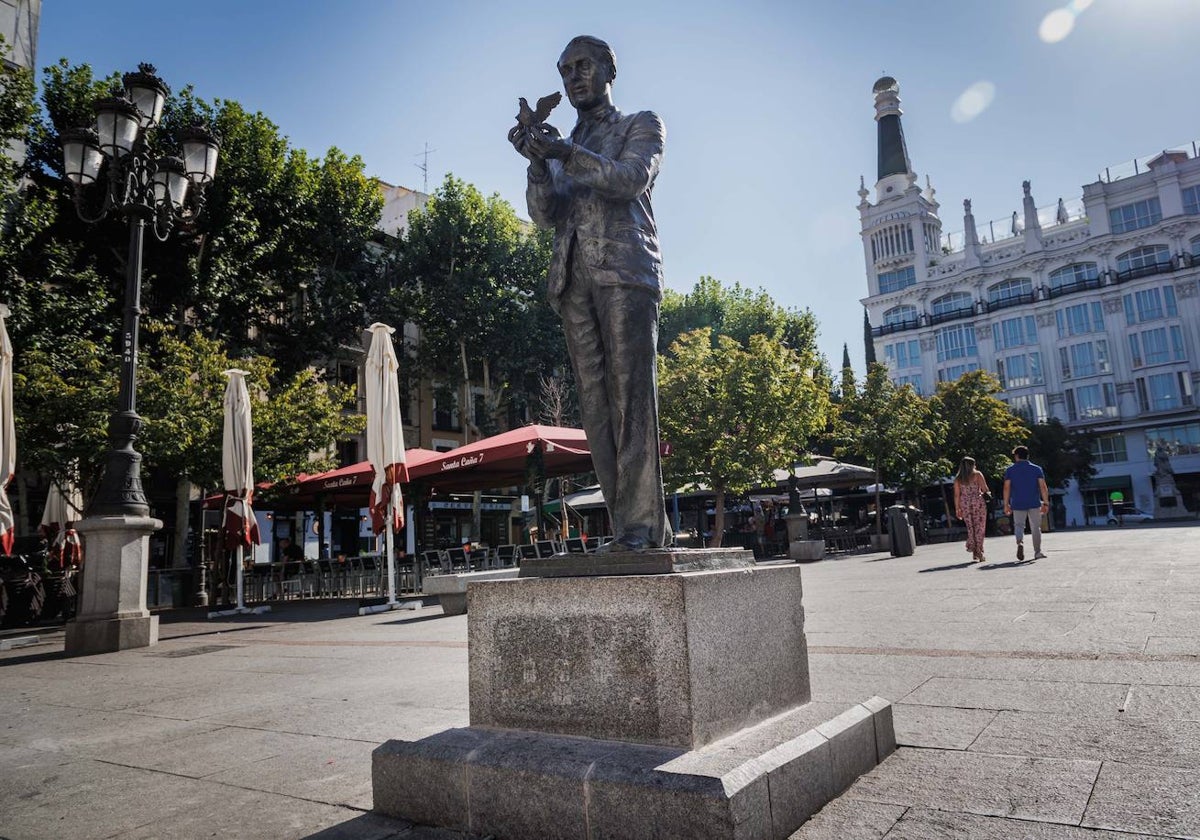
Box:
[525,123,572,160]
[508,124,536,160]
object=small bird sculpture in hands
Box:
[515,92,562,129]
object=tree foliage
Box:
[659,275,819,355]
[929,369,1029,482]
[659,328,828,546]
[1025,418,1097,490]
[834,363,943,526]
[378,174,561,434]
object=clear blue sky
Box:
[38,0,1200,370]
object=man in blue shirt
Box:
[1003,445,1049,561]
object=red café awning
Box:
[222,426,593,509]
[406,425,591,492]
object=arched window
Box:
[987,278,1033,306]
[1116,245,1171,277]
[931,291,973,317]
[883,304,918,326]
[1048,263,1099,291]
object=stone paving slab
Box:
[869,806,1166,839]
[892,703,998,749]
[971,710,1200,769]
[1030,658,1200,687]
[844,748,1101,824]
[1122,684,1200,721]
[1083,760,1200,838]
[901,675,1130,716]
[787,797,906,839]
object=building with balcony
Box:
[859,77,1200,525]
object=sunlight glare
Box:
[1039,8,1076,43]
[950,81,996,124]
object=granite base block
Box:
[63,614,159,656]
[468,565,810,749]
[519,546,754,578]
[372,696,896,840]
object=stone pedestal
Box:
[471,562,806,748]
[784,513,809,542]
[789,539,825,561]
[1153,477,1191,520]
[65,515,161,656]
[373,552,895,838]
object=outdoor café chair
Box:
[420,550,444,576]
[469,548,489,571]
[565,537,586,554]
[496,545,518,567]
[518,543,539,562]
[446,547,469,572]
[535,540,558,558]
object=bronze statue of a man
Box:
[508,35,670,551]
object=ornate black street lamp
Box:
[61,64,219,517]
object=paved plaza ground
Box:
[1,522,1198,839]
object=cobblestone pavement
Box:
[0,522,1196,839]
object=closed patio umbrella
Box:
[362,323,408,614]
[0,304,14,556]
[39,479,85,567]
[209,369,266,617]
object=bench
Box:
[423,568,520,615]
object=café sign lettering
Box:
[441,453,484,472]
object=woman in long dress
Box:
[953,456,990,562]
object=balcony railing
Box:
[871,318,922,338]
[1045,275,1102,300]
[1113,260,1174,284]
[927,306,976,326]
[983,291,1036,313]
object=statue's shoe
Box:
[597,534,650,553]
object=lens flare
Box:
[1039,8,1076,42]
[950,81,996,124]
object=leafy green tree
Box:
[659,328,828,547]
[1025,418,1096,490]
[659,275,819,355]
[379,174,560,436]
[835,363,940,533]
[840,343,855,401]
[863,309,877,365]
[929,370,1029,484]
[14,61,384,377]
[11,337,117,501]
[138,322,364,564]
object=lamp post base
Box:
[64,514,162,656]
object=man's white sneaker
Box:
[1033,551,1047,560]
[1016,543,1025,561]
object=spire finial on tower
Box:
[872,76,914,187]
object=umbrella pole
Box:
[236,545,245,610]
[358,493,416,616]
[385,497,397,606]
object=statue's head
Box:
[559,36,616,110]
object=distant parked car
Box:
[1088,507,1154,526]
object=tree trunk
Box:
[173,475,191,568]
[710,488,726,548]
[16,472,30,535]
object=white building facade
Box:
[859,77,1200,526]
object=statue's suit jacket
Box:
[525,107,665,309]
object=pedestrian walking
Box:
[952,456,990,562]
[1003,445,1050,561]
